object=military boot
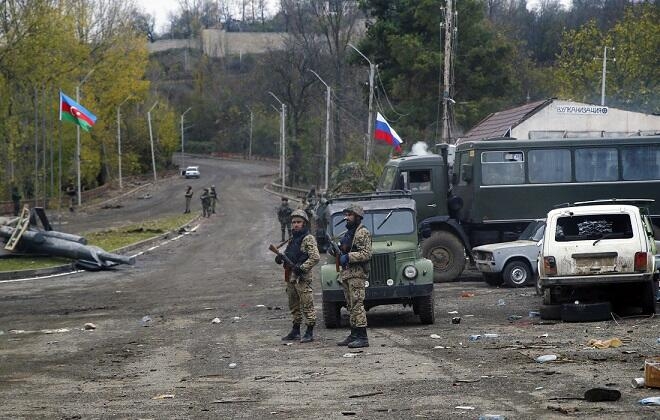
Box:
[336,328,357,346]
[281,324,301,341]
[347,327,369,348]
[300,325,314,343]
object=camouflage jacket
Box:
[277,204,293,224]
[340,224,372,281]
[185,189,193,198]
[209,188,218,199]
[200,191,211,204]
[291,233,320,283]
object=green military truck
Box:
[378,136,660,283]
[319,192,435,328]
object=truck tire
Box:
[483,273,504,287]
[322,300,341,328]
[641,281,657,315]
[422,230,466,283]
[502,260,532,288]
[561,301,612,322]
[416,293,435,325]
[539,304,561,320]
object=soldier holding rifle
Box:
[270,209,320,343]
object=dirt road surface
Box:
[1,158,659,419]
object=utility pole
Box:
[349,43,375,165]
[246,106,253,160]
[309,69,331,193]
[269,92,286,192]
[600,46,615,106]
[147,101,159,183]
[117,95,132,190]
[75,68,94,206]
[181,107,192,169]
[441,0,454,144]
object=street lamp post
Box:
[147,101,159,182]
[117,95,133,190]
[246,106,253,160]
[268,91,286,192]
[308,69,331,193]
[181,107,192,169]
[76,68,95,205]
[348,43,375,165]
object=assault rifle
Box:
[325,232,341,272]
[268,240,294,282]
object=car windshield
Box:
[555,213,633,242]
[519,220,545,241]
[330,209,415,237]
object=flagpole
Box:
[308,69,331,193]
[76,69,94,207]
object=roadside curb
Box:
[0,216,201,281]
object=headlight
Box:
[403,265,418,279]
[475,251,494,262]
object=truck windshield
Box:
[377,166,398,191]
[331,209,416,237]
[518,220,545,241]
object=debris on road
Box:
[631,378,645,388]
[348,391,384,398]
[152,394,175,399]
[211,318,221,324]
[228,363,237,368]
[451,317,461,324]
[455,405,475,410]
[497,299,506,306]
[507,315,522,321]
[535,354,558,363]
[430,334,442,339]
[638,397,660,406]
[584,388,621,402]
[461,292,475,298]
[141,315,152,326]
[84,323,97,330]
[587,338,622,348]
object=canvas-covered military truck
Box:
[320,192,435,328]
[378,136,660,283]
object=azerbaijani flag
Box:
[374,112,403,151]
[59,91,97,132]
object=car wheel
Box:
[503,260,532,288]
[415,293,435,325]
[561,301,612,322]
[322,300,341,328]
[539,304,561,320]
[535,276,543,297]
[483,273,504,287]
[641,281,657,315]
[421,231,466,283]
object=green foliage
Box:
[329,162,379,196]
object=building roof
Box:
[457,99,552,144]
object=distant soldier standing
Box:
[200,188,211,217]
[65,181,76,212]
[11,185,21,216]
[184,185,193,214]
[209,185,218,214]
[275,209,320,343]
[334,203,372,348]
[277,197,293,242]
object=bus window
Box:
[622,145,660,180]
[481,151,524,185]
[409,170,432,191]
[575,148,618,182]
[528,149,571,183]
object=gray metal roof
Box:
[457,99,552,144]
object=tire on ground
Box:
[483,273,504,287]
[322,300,341,328]
[561,301,612,322]
[641,281,658,315]
[421,230,466,283]
[539,304,561,320]
[502,260,532,288]
[415,293,435,325]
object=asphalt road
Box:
[0,157,659,419]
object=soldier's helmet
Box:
[291,209,309,223]
[203,187,209,192]
[211,185,215,189]
[343,203,364,217]
[281,197,288,202]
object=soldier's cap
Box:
[291,209,309,223]
[343,203,364,217]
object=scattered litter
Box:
[469,335,481,341]
[451,317,461,324]
[507,315,523,321]
[497,299,506,306]
[433,346,450,349]
[211,318,221,324]
[141,315,152,326]
[528,311,540,318]
[461,292,475,298]
[455,378,481,383]
[535,386,544,390]
[349,391,384,398]
[255,304,266,308]
[447,310,459,314]
[455,406,475,410]
[84,323,97,330]
[464,314,475,317]
[584,387,620,402]
[483,333,499,339]
[587,338,622,349]
[430,334,442,339]
[204,307,214,310]
[138,193,152,200]
[152,394,175,399]
[343,353,359,358]
[254,375,270,380]
[283,342,292,346]
[228,363,237,369]
[622,350,637,354]
[479,415,506,420]
[638,397,660,406]
[631,378,645,388]
[42,328,70,334]
[232,316,241,321]
[537,334,549,338]
[535,354,558,363]
[341,411,356,416]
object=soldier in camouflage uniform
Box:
[209,185,218,214]
[275,209,320,343]
[184,185,193,214]
[277,197,293,242]
[334,203,372,348]
[200,188,211,217]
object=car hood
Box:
[473,240,538,253]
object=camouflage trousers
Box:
[341,277,367,328]
[286,279,316,326]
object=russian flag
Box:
[374,112,403,151]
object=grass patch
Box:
[0,213,197,272]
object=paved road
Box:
[0,157,658,419]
